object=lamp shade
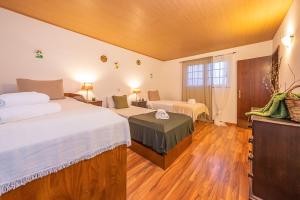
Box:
[81,82,93,90]
[133,88,141,94]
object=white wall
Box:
[0,8,163,103]
[273,0,300,92]
[0,8,275,123]
[160,41,273,124]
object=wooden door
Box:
[237,56,272,128]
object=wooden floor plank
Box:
[127,122,251,200]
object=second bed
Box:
[111,106,194,169]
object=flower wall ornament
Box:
[35,50,43,59]
[114,62,119,69]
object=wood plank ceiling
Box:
[0,0,292,60]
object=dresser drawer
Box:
[251,119,300,199]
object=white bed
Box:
[110,105,154,118]
[0,97,131,195]
[147,100,209,121]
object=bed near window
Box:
[147,90,209,122]
[147,100,209,122]
[0,97,130,200]
[111,105,194,169]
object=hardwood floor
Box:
[127,122,251,200]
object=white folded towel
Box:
[155,109,169,120]
[188,99,196,104]
[0,92,50,108]
[0,103,61,124]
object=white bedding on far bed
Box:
[0,98,131,196]
[147,100,209,121]
[147,100,182,112]
[110,106,154,118]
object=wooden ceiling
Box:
[0,0,292,60]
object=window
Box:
[185,59,230,88]
[209,61,228,87]
[187,64,204,86]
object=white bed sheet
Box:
[110,106,154,118]
[147,100,182,112]
[0,98,131,195]
[147,100,209,121]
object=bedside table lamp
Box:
[133,88,141,101]
[81,82,93,100]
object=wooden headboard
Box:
[64,93,87,103]
[64,93,82,98]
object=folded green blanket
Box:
[245,93,300,119]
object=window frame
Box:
[209,61,229,88]
[186,64,204,87]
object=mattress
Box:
[0,98,131,195]
[128,112,194,154]
[111,105,154,118]
[147,100,178,111]
[147,100,209,121]
[111,106,194,154]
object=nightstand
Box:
[131,100,147,108]
[87,100,102,107]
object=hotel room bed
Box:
[0,97,130,199]
[111,106,194,169]
[147,100,209,121]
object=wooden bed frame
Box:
[0,144,127,200]
[130,135,192,170]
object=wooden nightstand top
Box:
[131,100,147,108]
[87,100,102,107]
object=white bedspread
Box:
[111,106,154,118]
[147,100,209,121]
[0,98,131,195]
[147,100,181,111]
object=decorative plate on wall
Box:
[100,55,108,63]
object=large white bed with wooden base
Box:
[0,97,131,200]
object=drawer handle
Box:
[248,153,254,161]
[248,172,254,178]
[248,137,254,143]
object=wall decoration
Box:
[270,46,280,93]
[114,62,119,69]
[262,47,281,94]
[100,55,108,63]
[35,50,43,59]
[136,59,141,66]
[150,73,153,78]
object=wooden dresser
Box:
[250,116,300,200]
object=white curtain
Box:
[182,57,213,120]
[212,53,234,126]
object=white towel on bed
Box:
[0,103,61,124]
[187,99,196,104]
[0,92,50,108]
[155,109,169,120]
